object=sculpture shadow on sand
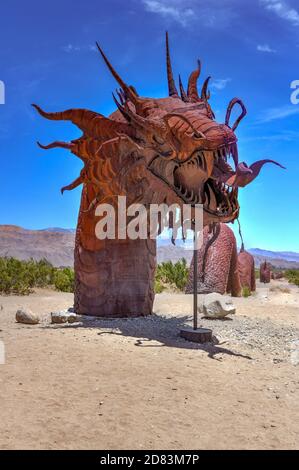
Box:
[43,313,252,361]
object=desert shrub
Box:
[0,257,74,295]
[34,259,55,287]
[242,286,251,298]
[0,257,36,295]
[285,269,299,287]
[155,259,189,292]
[154,278,165,294]
[53,268,74,293]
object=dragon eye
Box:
[153,135,165,145]
[187,128,206,141]
[191,132,205,140]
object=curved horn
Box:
[201,76,211,101]
[96,42,139,107]
[179,75,188,102]
[32,104,90,122]
[112,93,133,122]
[37,141,73,150]
[163,113,206,139]
[116,88,126,105]
[187,60,201,102]
[32,104,99,129]
[225,98,247,131]
[112,93,167,138]
[32,104,132,140]
[61,175,84,195]
[166,32,178,97]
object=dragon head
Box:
[33,33,285,231]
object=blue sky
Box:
[0,0,298,251]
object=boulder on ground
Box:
[199,293,236,319]
[51,311,78,324]
[16,308,40,325]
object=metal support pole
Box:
[180,229,212,344]
[193,245,198,331]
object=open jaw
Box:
[148,144,240,221]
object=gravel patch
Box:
[47,310,299,364]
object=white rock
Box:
[289,340,299,366]
[16,308,40,325]
[51,311,78,324]
[200,293,236,319]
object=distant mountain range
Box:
[0,225,75,267]
[0,225,298,269]
[40,227,76,233]
[247,248,299,263]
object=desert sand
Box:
[0,280,298,450]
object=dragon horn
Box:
[37,141,73,150]
[179,75,188,102]
[32,104,98,129]
[166,32,179,97]
[32,104,132,140]
[187,60,201,102]
[201,76,211,101]
[96,42,139,107]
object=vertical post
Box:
[193,245,198,331]
[180,225,213,344]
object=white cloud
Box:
[62,44,96,53]
[257,43,277,53]
[257,105,299,122]
[243,130,299,142]
[141,0,238,28]
[62,44,80,53]
[142,0,194,26]
[211,78,231,90]
[261,0,299,26]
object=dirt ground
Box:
[0,280,298,450]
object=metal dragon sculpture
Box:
[186,223,242,297]
[33,33,284,317]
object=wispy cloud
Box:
[62,44,97,53]
[141,0,237,28]
[257,104,299,123]
[257,43,276,53]
[142,0,194,26]
[211,78,231,90]
[261,0,299,26]
[243,130,299,142]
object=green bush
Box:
[155,259,189,292]
[154,278,165,294]
[285,269,299,287]
[242,286,251,298]
[53,268,74,293]
[0,257,74,295]
[1,256,190,296]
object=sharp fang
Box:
[205,184,211,205]
[208,183,217,210]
